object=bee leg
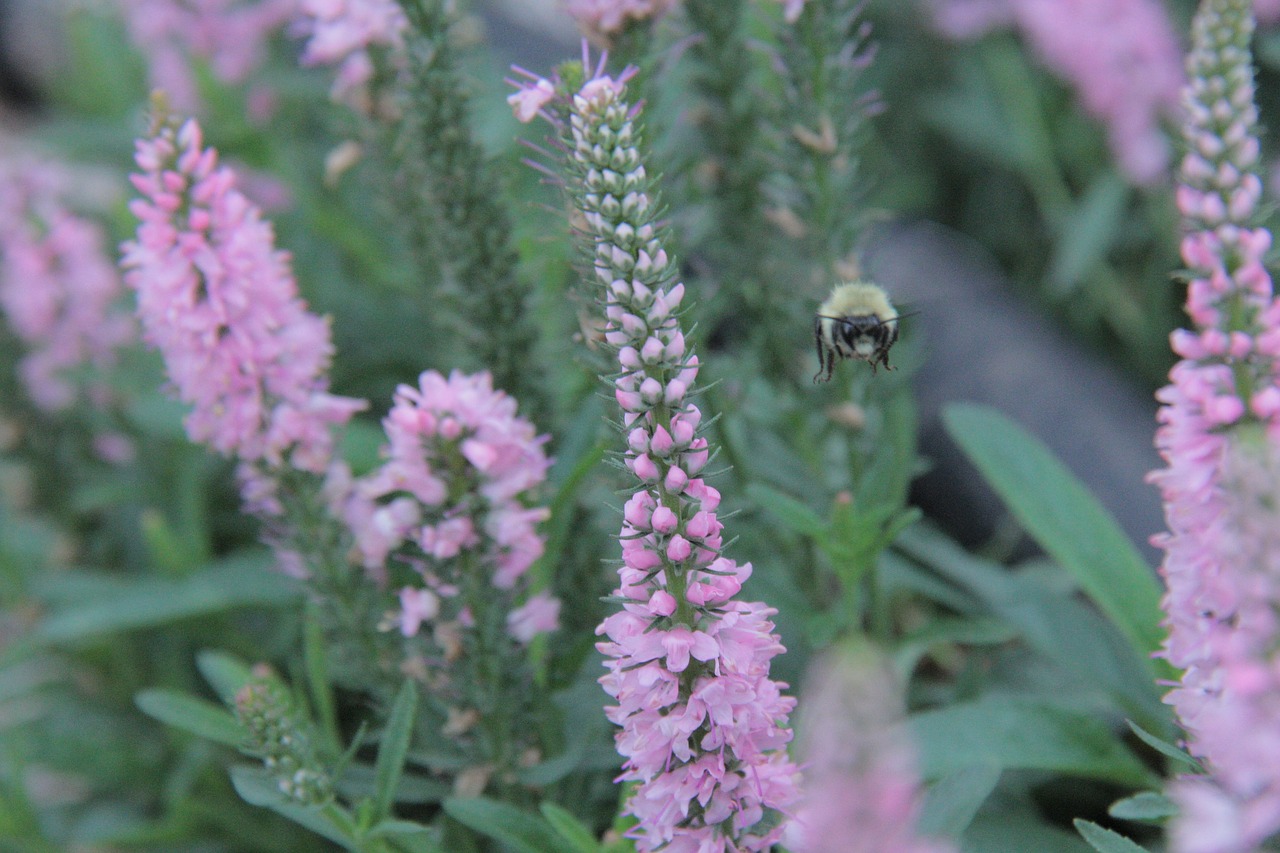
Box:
[813,318,827,383]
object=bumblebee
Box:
[813,282,901,383]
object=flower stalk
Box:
[1153,1,1280,849]
[513,52,800,851]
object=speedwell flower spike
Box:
[513,48,801,852]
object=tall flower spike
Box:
[121,113,366,504]
[515,53,801,851]
[1152,1,1280,850]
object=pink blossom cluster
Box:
[293,0,408,105]
[785,647,955,853]
[0,160,134,413]
[121,116,365,495]
[564,0,677,43]
[514,55,801,851]
[931,0,1184,184]
[114,0,295,112]
[1256,0,1280,24]
[1151,1,1280,850]
[339,369,557,644]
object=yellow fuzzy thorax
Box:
[817,281,896,323]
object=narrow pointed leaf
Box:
[1074,819,1153,853]
[135,689,243,747]
[942,405,1163,662]
[372,680,418,822]
[539,802,600,853]
[444,797,563,853]
[919,764,1002,838]
[1108,791,1177,822]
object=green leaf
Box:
[967,805,1092,853]
[337,763,448,805]
[911,696,1156,787]
[919,764,1001,838]
[366,818,437,842]
[537,431,608,592]
[196,650,257,704]
[1074,819,1153,853]
[372,681,418,822]
[539,802,600,853]
[135,689,243,747]
[230,766,355,850]
[941,405,1166,675]
[443,798,563,853]
[304,603,340,750]
[893,617,1018,677]
[1108,791,1177,822]
[1047,173,1129,296]
[35,552,298,643]
[1126,720,1203,771]
[745,482,825,537]
[897,526,1168,735]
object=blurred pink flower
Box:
[293,0,407,105]
[931,0,1184,184]
[121,116,365,480]
[115,0,295,112]
[564,0,677,43]
[507,590,560,643]
[785,646,956,853]
[0,161,135,412]
[1258,0,1280,24]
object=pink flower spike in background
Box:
[930,0,1184,184]
[786,645,956,853]
[564,0,678,43]
[1153,1,1280,850]
[0,160,135,413]
[293,0,408,105]
[114,0,295,112]
[121,109,366,490]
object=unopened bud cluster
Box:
[235,675,332,806]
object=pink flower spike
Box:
[122,115,365,489]
[552,53,801,851]
[786,645,954,853]
[1154,3,1280,848]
